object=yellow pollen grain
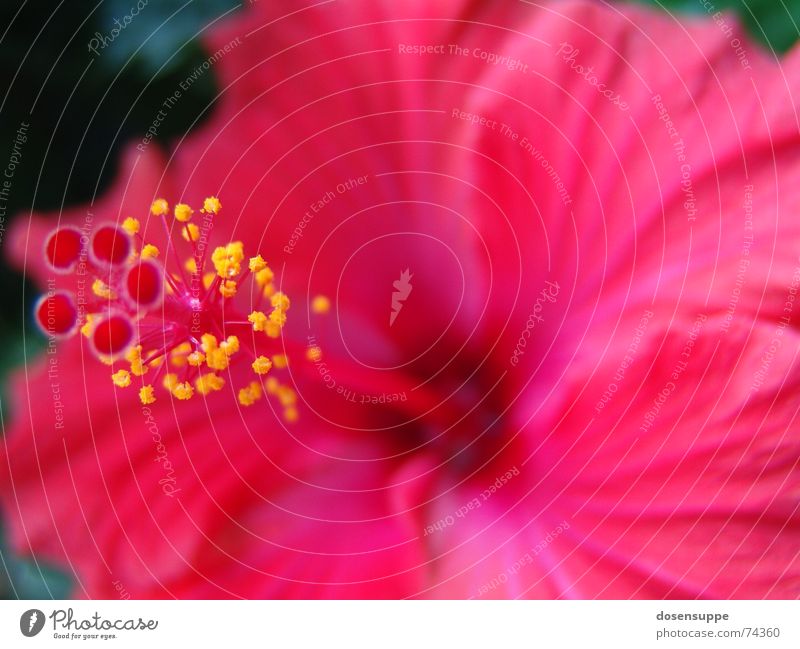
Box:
[81,314,96,338]
[200,333,218,352]
[252,356,272,375]
[220,279,237,298]
[195,373,225,395]
[185,258,197,273]
[272,354,288,369]
[92,279,114,299]
[139,385,156,405]
[248,311,267,332]
[265,377,279,394]
[174,203,193,222]
[122,217,140,235]
[141,244,160,259]
[238,381,262,406]
[173,382,194,400]
[269,308,287,328]
[262,284,275,299]
[277,386,297,407]
[270,292,290,311]
[187,351,205,367]
[220,336,240,356]
[248,255,267,273]
[206,348,230,371]
[265,322,281,338]
[151,199,169,216]
[111,369,131,388]
[202,272,215,289]
[202,196,221,214]
[255,266,274,287]
[311,295,331,314]
[182,223,200,242]
[162,373,179,391]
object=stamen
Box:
[36,197,304,416]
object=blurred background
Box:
[0,0,797,598]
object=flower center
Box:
[35,197,308,420]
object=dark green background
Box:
[0,0,797,598]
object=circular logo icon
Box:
[20,609,45,637]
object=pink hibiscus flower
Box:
[2,0,800,598]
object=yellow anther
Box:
[202,272,215,289]
[248,255,266,273]
[172,382,194,400]
[255,266,274,287]
[182,223,200,242]
[151,199,169,216]
[187,351,205,367]
[311,295,331,314]
[270,292,290,311]
[263,283,275,298]
[141,244,160,259]
[81,314,96,338]
[122,217,140,235]
[248,311,268,332]
[150,355,164,368]
[202,196,221,214]
[162,373,179,391]
[238,381,262,406]
[211,242,244,278]
[306,346,322,362]
[269,308,287,327]
[200,333,218,352]
[111,369,131,388]
[206,348,230,371]
[265,377,279,394]
[277,385,297,407]
[220,336,239,356]
[219,279,237,298]
[92,279,114,299]
[195,373,225,395]
[139,385,156,405]
[284,407,299,423]
[174,203,193,222]
[272,354,288,369]
[126,345,142,363]
[252,356,272,375]
[185,258,197,273]
[265,322,282,338]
